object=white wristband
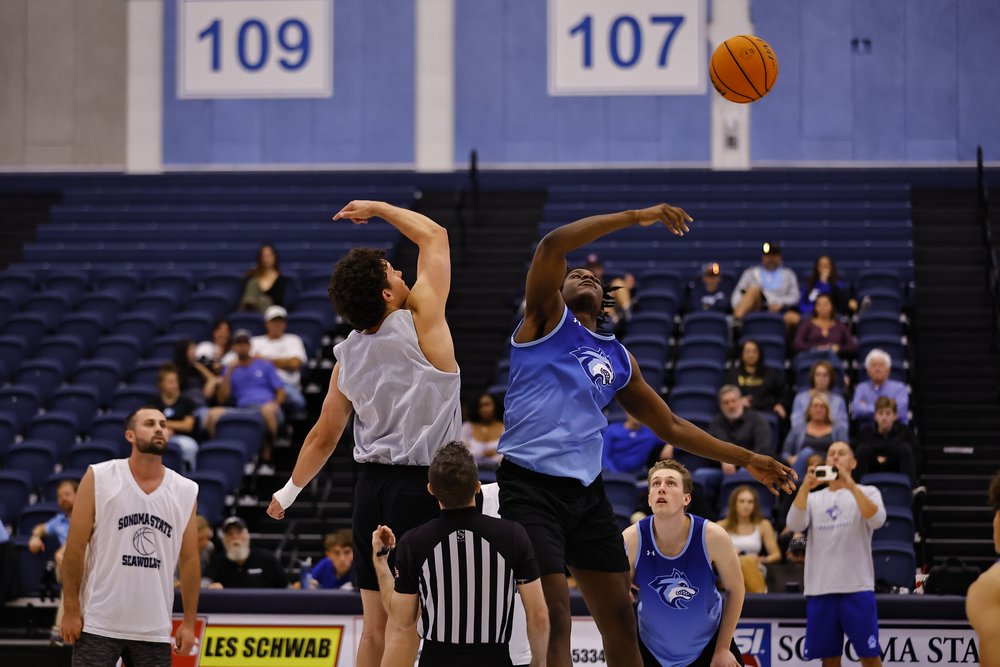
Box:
[273,479,304,509]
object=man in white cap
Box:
[251,305,308,413]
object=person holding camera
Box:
[785,441,887,667]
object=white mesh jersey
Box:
[334,308,461,466]
[80,459,198,643]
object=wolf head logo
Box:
[649,569,699,609]
[570,347,615,387]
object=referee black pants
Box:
[420,640,513,667]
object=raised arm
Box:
[518,205,691,342]
[267,364,353,519]
[616,353,796,495]
[60,467,96,645]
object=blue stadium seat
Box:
[740,313,786,343]
[227,311,266,337]
[16,502,60,538]
[858,289,903,315]
[626,313,673,338]
[302,272,332,292]
[148,334,187,362]
[200,273,245,305]
[72,359,124,407]
[673,359,724,388]
[872,541,916,589]
[0,271,36,307]
[855,313,903,340]
[293,290,337,328]
[131,290,179,322]
[682,312,729,342]
[45,271,90,303]
[6,441,58,489]
[874,508,915,545]
[0,294,18,328]
[672,449,716,473]
[187,470,229,525]
[14,360,66,403]
[623,335,669,368]
[162,442,184,473]
[668,386,719,417]
[638,361,665,391]
[856,269,902,298]
[861,473,912,511]
[15,537,49,596]
[602,472,640,516]
[718,469,774,519]
[286,312,326,352]
[633,289,680,317]
[147,272,195,303]
[130,360,165,387]
[111,386,157,414]
[0,472,32,523]
[95,271,142,301]
[89,413,130,455]
[67,441,120,470]
[26,413,79,459]
[48,386,101,432]
[0,385,42,431]
[185,291,233,322]
[93,334,143,375]
[55,312,106,353]
[76,291,125,323]
[44,470,85,502]
[0,413,17,459]
[0,336,29,378]
[637,270,683,297]
[114,312,162,347]
[3,313,50,350]
[214,413,265,461]
[197,441,247,491]
[168,311,214,341]
[676,336,728,365]
[22,293,72,329]
[34,335,86,374]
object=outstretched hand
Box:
[333,200,381,225]
[372,525,397,558]
[746,454,798,496]
[635,203,693,236]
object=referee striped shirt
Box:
[394,506,539,645]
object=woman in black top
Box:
[240,243,289,312]
[723,339,787,420]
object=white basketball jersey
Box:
[80,459,198,643]
[481,483,530,665]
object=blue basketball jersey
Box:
[498,306,632,485]
[635,515,722,667]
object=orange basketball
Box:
[710,35,778,104]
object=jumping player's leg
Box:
[540,573,574,667]
[358,589,389,667]
[569,568,642,667]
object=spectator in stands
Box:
[783,393,849,483]
[173,339,219,405]
[28,479,76,558]
[602,413,667,475]
[786,441,886,667]
[460,392,504,468]
[966,471,1000,666]
[308,529,356,590]
[196,319,236,376]
[792,294,857,358]
[150,364,200,471]
[251,305,308,413]
[791,360,848,432]
[854,397,918,486]
[732,242,801,328]
[240,243,288,312]
[717,486,782,593]
[799,255,857,317]
[687,262,730,313]
[699,385,774,498]
[205,516,286,589]
[724,339,788,420]
[196,515,214,573]
[851,349,909,425]
[216,329,285,466]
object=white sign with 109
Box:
[178,0,332,99]
[548,0,706,96]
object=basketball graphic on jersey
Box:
[649,569,700,609]
[133,527,157,556]
[570,347,615,386]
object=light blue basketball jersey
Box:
[635,515,722,667]
[498,306,632,485]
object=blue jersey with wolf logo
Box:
[498,306,632,485]
[635,514,722,666]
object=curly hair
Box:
[328,248,391,331]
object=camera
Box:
[814,465,838,480]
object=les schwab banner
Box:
[170,615,979,667]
